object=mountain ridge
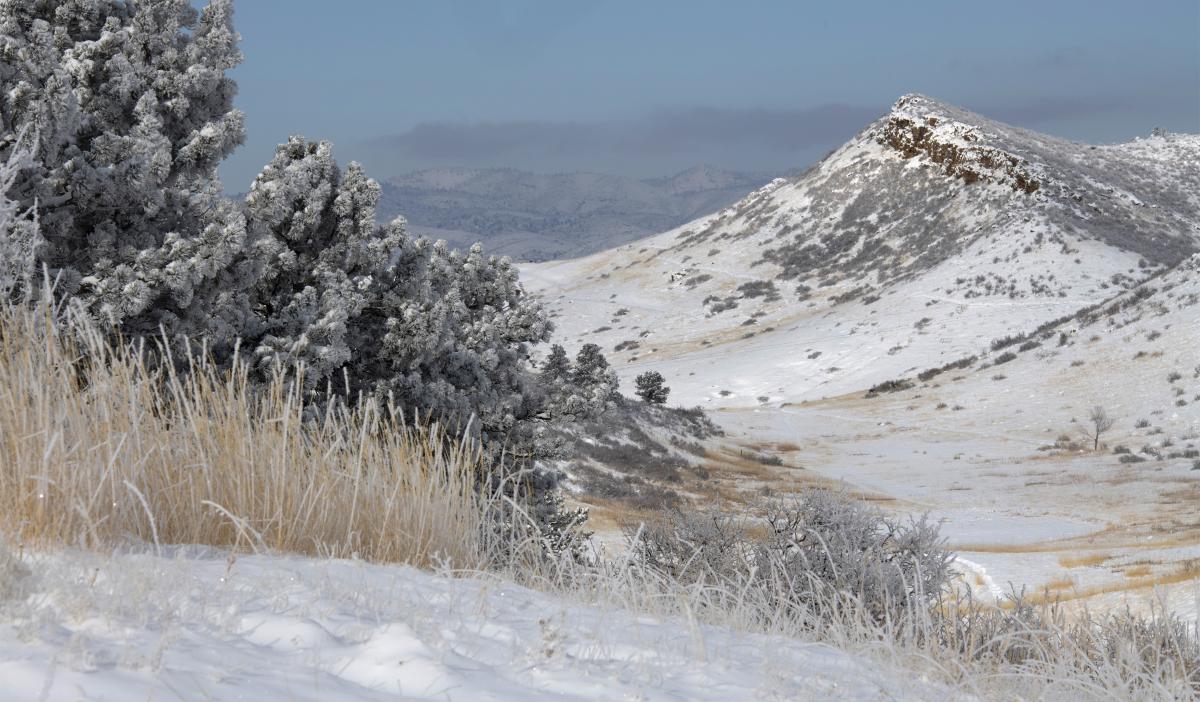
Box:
[374,165,779,262]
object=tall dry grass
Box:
[0,299,484,567]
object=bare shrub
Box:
[1084,405,1117,451]
[994,351,1018,365]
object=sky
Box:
[218,0,1200,190]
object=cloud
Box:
[355,104,882,177]
[948,46,1091,77]
[977,95,1126,126]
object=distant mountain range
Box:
[374,166,779,262]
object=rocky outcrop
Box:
[877,96,1040,194]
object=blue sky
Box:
[219,0,1199,189]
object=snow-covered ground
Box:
[0,546,955,701]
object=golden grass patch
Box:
[1058,552,1111,568]
[0,302,484,568]
[1044,576,1077,591]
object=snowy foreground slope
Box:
[0,546,952,701]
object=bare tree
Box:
[1084,405,1116,451]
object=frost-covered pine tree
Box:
[570,343,619,414]
[353,235,552,447]
[634,370,670,405]
[242,137,388,389]
[242,137,554,433]
[540,344,571,383]
[0,0,250,349]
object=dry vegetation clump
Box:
[556,491,1199,700]
[281,485,1162,702]
[0,300,484,568]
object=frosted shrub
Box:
[756,491,953,624]
[628,490,955,625]
[241,138,385,388]
[631,508,752,581]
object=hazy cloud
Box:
[948,46,1092,76]
[977,95,1126,126]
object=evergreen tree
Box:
[540,344,571,383]
[1,0,250,349]
[635,371,670,405]
[350,236,552,449]
[570,342,619,416]
[242,137,385,389]
[572,343,610,387]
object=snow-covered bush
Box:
[569,343,620,414]
[756,491,953,623]
[241,135,555,453]
[538,342,621,422]
[628,490,955,625]
[240,137,386,389]
[359,238,551,441]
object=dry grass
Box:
[1026,561,1200,606]
[0,300,484,568]
[1060,552,1112,568]
[1125,565,1153,579]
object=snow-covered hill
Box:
[522,95,1200,614]
[524,94,1200,408]
[375,166,776,262]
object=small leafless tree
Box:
[1084,405,1116,451]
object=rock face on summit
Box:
[523,95,1200,407]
